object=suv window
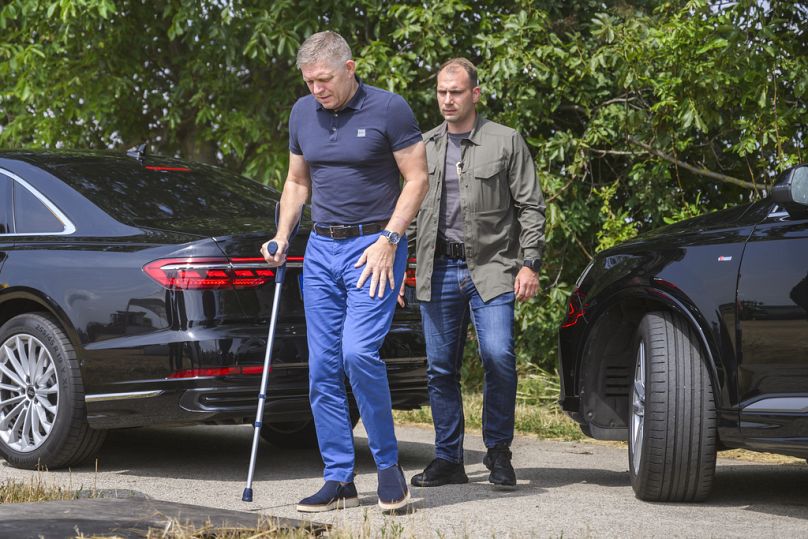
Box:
[13,182,65,233]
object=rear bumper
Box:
[85,359,427,429]
[83,321,427,429]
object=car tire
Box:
[0,313,106,470]
[260,408,360,449]
[628,311,717,502]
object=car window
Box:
[43,160,280,222]
[13,181,65,233]
[0,175,10,234]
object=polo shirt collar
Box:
[315,76,367,112]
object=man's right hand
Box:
[260,238,289,267]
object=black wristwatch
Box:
[380,230,401,245]
[522,258,541,272]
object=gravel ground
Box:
[1,423,807,538]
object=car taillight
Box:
[561,289,588,328]
[166,365,266,378]
[405,257,416,287]
[143,257,276,290]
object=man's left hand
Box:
[355,238,397,298]
[514,266,540,302]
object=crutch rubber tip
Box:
[242,488,253,502]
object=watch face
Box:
[383,230,401,244]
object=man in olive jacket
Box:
[404,58,546,490]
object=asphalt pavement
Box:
[1,423,807,538]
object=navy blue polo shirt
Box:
[289,81,422,225]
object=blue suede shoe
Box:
[296,481,360,513]
[377,464,410,511]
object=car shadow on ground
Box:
[705,463,808,519]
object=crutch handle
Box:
[267,241,288,283]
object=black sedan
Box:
[559,164,808,502]
[0,150,427,470]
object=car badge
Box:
[717,256,732,262]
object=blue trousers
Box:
[419,257,517,463]
[303,230,407,482]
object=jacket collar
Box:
[427,114,486,145]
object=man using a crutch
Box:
[261,30,427,512]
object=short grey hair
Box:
[296,31,352,69]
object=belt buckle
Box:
[451,243,464,259]
[331,224,356,239]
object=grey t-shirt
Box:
[439,131,470,242]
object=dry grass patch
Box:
[0,474,83,504]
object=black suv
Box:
[0,150,427,470]
[559,164,808,502]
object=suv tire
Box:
[628,311,717,502]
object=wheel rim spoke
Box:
[34,402,53,430]
[0,333,60,452]
[1,345,27,387]
[35,395,57,414]
[13,336,31,378]
[39,363,55,385]
[0,395,26,408]
[630,339,646,476]
[31,347,46,385]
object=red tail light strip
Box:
[405,257,417,287]
[167,366,266,379]
[143,257,281,290]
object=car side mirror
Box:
[772,164,808,216]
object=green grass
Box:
[394,366,584,441]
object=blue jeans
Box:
[419,257,516,463]
[303,230,407,482]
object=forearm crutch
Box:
[242,203,303,502]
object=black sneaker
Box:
[411,458,469,487]
[296,480,360,512]
[483,445,517,490]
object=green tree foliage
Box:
[1,0,805,370]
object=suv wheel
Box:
[629,311,717,502]
[0,313,106,469]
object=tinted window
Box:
[0,175,10,234]
[13,183,64,233]
[44,159,280,222]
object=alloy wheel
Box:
[630,338,646,475]
[0,334,60,452]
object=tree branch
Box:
[627,137,760,190]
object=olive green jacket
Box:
[410,116,546,302]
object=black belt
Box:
[436,238,466,259]
[313,221,387,239]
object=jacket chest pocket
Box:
[472,159,508,210]
[423,163,441,210]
